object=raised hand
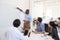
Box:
[17,7,23,12]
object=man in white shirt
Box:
[5,19,27,40]
[17,7,32,30]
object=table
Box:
[28,32,54,40]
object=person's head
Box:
[37,17,42,23]
[49,21,57,29]
[24,30,29,36]
[13,19,20,28]
[25,9,29,14]
[58,17,60,22]
[58,17,60,20]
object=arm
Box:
[32,30,44,34]
[17,7,24,13]
[35,32,45,34]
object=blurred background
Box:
[0,0,60,40]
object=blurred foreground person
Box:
[5,19,27,40]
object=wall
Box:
[0,0,60,40]
[30,0,60,19]
[0,0,29,40]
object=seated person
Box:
[48,21,59,40]
[24,30,29,40]
[33,17,45,34]
[24,30,29,36]
[5,19,27,40]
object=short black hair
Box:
[25,9,29,14]
[24,30,28,36]
[13,19,20,28]
[37,17,42,23]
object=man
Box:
[5,19,27,40]
[17,7,32,30]
[33,17,45,34]
[17,8,32,37]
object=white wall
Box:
[0,0,29,40]
[0,0,60,40]
[30,0,60,19]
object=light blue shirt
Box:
[36,22,45,32]
[24,14,32,22]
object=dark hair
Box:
[58,17,60,20]
[13,19,20,28]
[25,9,29,14]
[24,30,28,36]
[37,17,42,23]
[49,21,57,28]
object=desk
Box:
[29,32,54,40]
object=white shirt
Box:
[24,36,29,40]
[5,27,27,40]
[24,14,32,22]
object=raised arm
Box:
[17,7,24,13]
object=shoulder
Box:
[24,36,29,40]
[28,14,31,16]
[40,23,45,27]
[41,23,45,25]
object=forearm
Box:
[17,7,23,12]
[36,31,45,34]
[33,30,45,34]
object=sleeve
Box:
[17,32,27,40]
[5,30,13,40]
[17,5,25,12]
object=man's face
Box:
[25,10,29,14]
[36,19,38,22]
[35,19,39,25]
